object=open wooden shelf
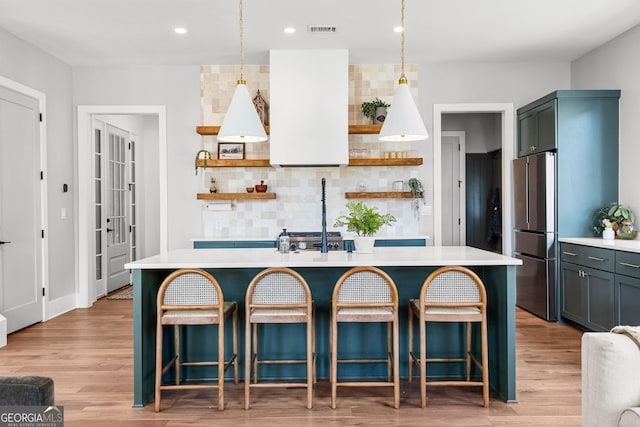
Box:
[196,159,270,168]
[348,124,382,134]
[197,124,380,136]
[197,125,270,135]
[197,192,276,200]
[344,192,419,199]
[348,158,423,166]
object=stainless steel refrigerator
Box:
[513,152,557,321]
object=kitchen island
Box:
[126,246,521,407]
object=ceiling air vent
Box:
[307,25,337,33]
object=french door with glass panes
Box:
[93,120,137,296]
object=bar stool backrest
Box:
[421,266,486,308]
[334,267,397,305]
[158,269,223,310]
[246,268,311,306]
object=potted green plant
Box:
[593,202,636,239]
[361,97,390,124]
[333,201,397,253]
[407,178,424,218]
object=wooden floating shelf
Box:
[344,192,418,199]
[196,159,271,168]
[197,124,380,136]
[348,158,423,166]
[197,193,276,200]
[197,125,270,136]
[348,124,382,134]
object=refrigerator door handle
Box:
[525,159,530,226]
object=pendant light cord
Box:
[400,0,407,83]
[239,0,245,83]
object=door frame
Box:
[441,131,466,246]
[77,105,167,308]
[433,103,514,255]
[0,75,49,322]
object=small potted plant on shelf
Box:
[408,178,425,218]
[593,202,637,239]
[361,97,390,124]
[333,201,396,253]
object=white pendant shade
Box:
[218,83,268,143]
[379,81,429,142]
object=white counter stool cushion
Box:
[582,332,640,427]
[330,266,400,409]
[244,267,315,410]
[154,268,238,412]
[408,265,488,408]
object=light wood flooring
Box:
[0,297,583,426]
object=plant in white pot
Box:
[333,201,396,253]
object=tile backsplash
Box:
[199,64,425,238]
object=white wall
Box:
[442,113,502,153]
[0,28,75,304]
[73,66,201,250]
[571,24,640,215]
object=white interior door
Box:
[441,131,466,246]
[0,86,43,333]
[106,124,130,293]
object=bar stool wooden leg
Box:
[408,306,414,382]
[330,307,338,409]
[155,315,163,412]
[392,314,400,409]
[252,323,259,384]
[481,316,489,407]
[174,325,180,385]
[387,322,392,382]
[419,313,427,408]
[466,322,472,381]
[306,315,313,409]
[233,309,239,384]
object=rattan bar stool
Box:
[408,266,489,408]
[244,267,315,410]
[330,266,400,409]
[154,268,238,412]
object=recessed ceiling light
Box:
[174,27,187,35]
[393,26,403,33]
[283,27,296,34]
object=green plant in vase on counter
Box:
[333,201,396,253]
[593,202,637,239]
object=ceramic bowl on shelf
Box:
[246,187,254,193]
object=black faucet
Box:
[321,178,328,253]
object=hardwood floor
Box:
[0,298,583,426]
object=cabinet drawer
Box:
[615,251,640,279]
[560,243,614,272]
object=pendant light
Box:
[217,0,268,143]
[379,0,429,142]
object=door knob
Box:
[106,228,113,232]
[0,240,11,245]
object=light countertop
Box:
[125,246,520,270]
[559,237,640,253]
[190,234,430,242]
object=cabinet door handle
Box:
[562,251,578,256]
[619,261,640,269]
[588,256,606,262]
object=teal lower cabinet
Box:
[193,240,277,249]
[343,238,427,252]
[560,261,614,331]
[560,242,640,331]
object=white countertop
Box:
[125,246,520,269]
[559,237,640,253]
[190,234,430,242]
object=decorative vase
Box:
[603,226,615,240]
[373,107,387,124]
[617,221,638,240]
[354,236,375,254]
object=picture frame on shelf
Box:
[217,142,245,160]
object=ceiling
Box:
[1,0,640,67]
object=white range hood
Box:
[269,49,349,167]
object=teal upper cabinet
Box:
[517,90,620,237]
[518,99,556,157]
